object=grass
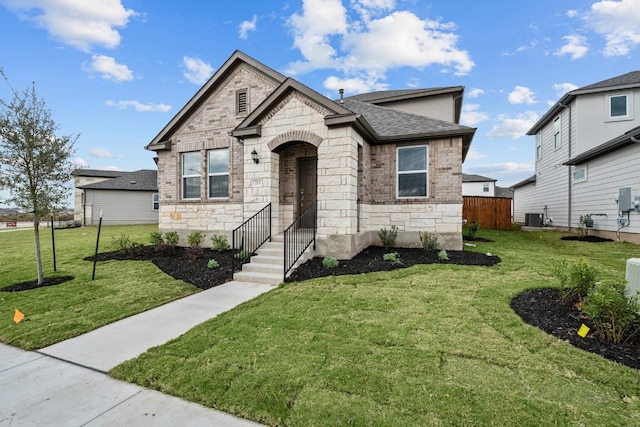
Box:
[111,229,640,426]
[0,224,198,349]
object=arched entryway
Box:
[276,142,318,227]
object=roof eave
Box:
[527,93,575,135]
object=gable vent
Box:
[236,89,248,114]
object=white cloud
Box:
[287,0,474,85]
[487,112,539,139]
[105,100,171,112]
[182,56,213,85]
[239,15,257,40]
[465,147,486,160]
[1,0,137,52]
[586,0,640,56]
[72,157,89,168]
[85,55,133,82]
[553,82,579,97]
[467,88,485,98]
[323,75,388,94]
[508,86,537,105]
[566,9,578,18]
[460,104,489,127]
[554,35,589,60]
[89,148,121,159]
[469,162,535,178]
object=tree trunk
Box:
[34,219,43,285]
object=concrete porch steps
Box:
[233,234,314,285]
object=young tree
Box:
[0,71,77,284]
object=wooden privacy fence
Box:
[463,196,512,230]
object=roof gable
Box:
[146,50,286,150]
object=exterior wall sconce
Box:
[251,149,259,164]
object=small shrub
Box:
[383,252,403,265]
[552,258,599,302]
[187,231,205,248]
[467,221,480,240]
[235,249,251,260]
[582,282,640,344]
[438,249,449,261]
[164,231,179,247]
[207,259,220,270]
[110,234,133,254]
[322,256,339,268]
[211,235,230,251]
[419,231,439,252]
[378,225,398,250]
[149,231,163,247]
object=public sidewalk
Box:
[0,280,275,426]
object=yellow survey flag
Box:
[577,324,590,338]
[14,308,25,323]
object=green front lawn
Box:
[111,229,640,426]
[0,224,198,349]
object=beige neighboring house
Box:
[146,50,476,259]
[73,169,159,225]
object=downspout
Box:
[559,103,572,231]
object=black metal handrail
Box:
[283,203,316,280]
[232,203,271,278]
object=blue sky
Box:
[1,0,639,206]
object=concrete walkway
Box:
[0,280,276,426]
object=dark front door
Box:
[298,158,317,218]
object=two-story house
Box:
[512,71,640,243]
[146,50,476,260]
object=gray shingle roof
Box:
[495,186,513,198]
[462,173,496,183]
[347,87,463,103]
[342,99,474,139]
[574,70,640,92]
[73,169,123,178]
[510,175,536,190]
[564,125,640,165]
[78,170,157,191]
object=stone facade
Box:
[149,52,470,256]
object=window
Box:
[182,152,201,199]
[397,146,427,198]
[236,89,248,114]
[609,94,630,119]
[208,148,229,198]
[573,167,587,183]
[483,183,490,193]
[535,132,542,161]
[553,117,561,149]
[152,193,159,211]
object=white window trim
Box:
[573,166,587,183]
[182,152,201,200]
[483,183,490,192]
[207,148,229,199]
[606,93,633,122]
[535,132,542,161]
[396,145,428,199]
[553,117,561,150]
[152,193,159,211]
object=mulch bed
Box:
[560,235,614,242]
[511,288,640,370]
[286,246,500,282]
[85,246,239,290]
[2,275,75,292]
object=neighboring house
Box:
[512,70,640,243]
[462,174,496,196]
[146,50,475,258]
[73,169,159,225]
